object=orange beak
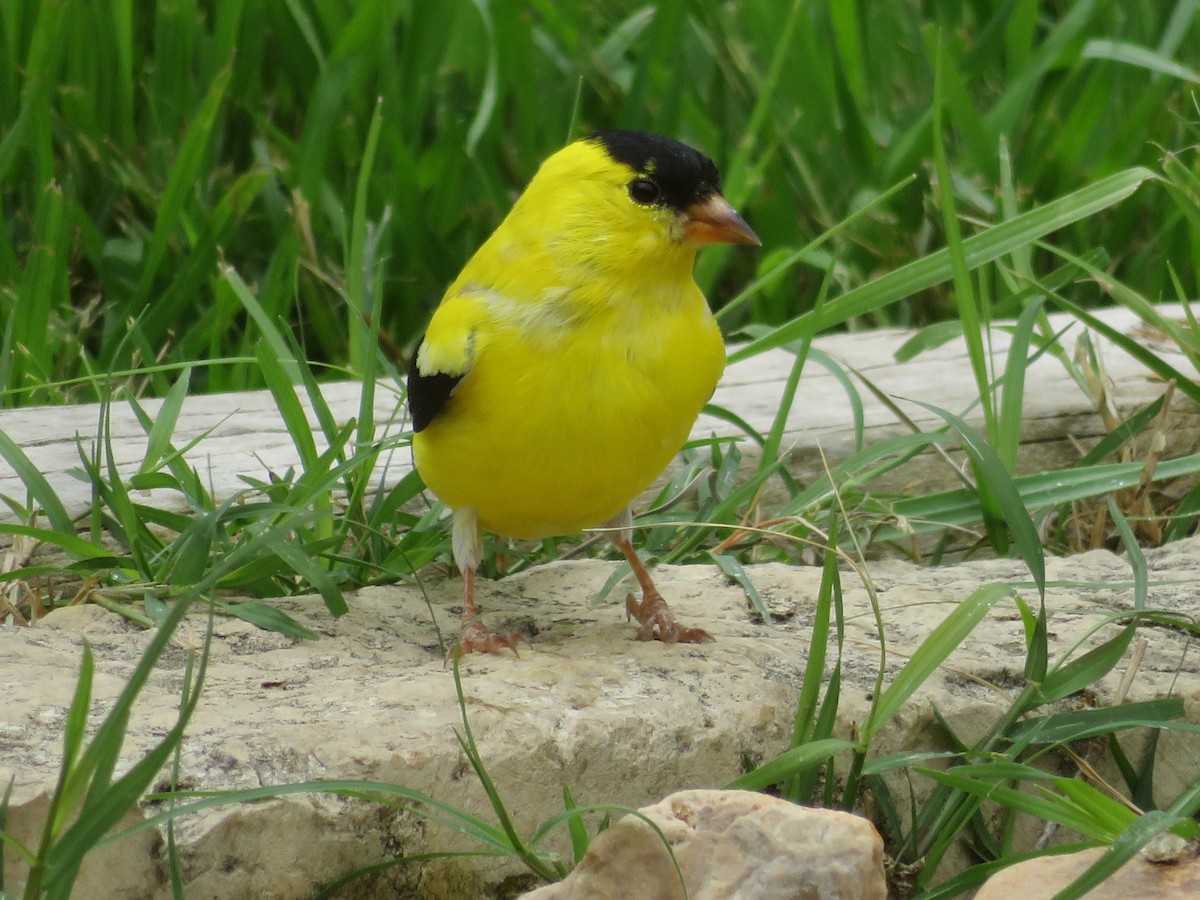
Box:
[684,194,761,246]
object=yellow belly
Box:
[413,307,724,540]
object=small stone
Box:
[38,603,121,631]
[520,789,886,900]
[975,843,1200,899]
[1142,832,1191,864]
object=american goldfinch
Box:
[408,129,759,656]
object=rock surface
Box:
[975,842,1200,899]
[4,541,1200,897]
[519,789,886,900]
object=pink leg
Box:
[446,566,528,661]
[617,538,713,644]
[446,509,529,661]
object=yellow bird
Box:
[408,129,759,655]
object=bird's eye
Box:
[628,177,660,205]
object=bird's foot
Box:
[445,619,529,663]
[625,591,714,644]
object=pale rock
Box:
[974,843,1200,899]
[4,540,1200,896]
[520,790,886,900]
[1,795,163,897]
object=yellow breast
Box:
[413,284,724,540]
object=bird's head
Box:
[510,129,760,284]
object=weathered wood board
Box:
[1,306,1196,530]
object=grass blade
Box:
[134,65,233,303]
[933,31,994,437]
[861,584,1014,745]
[0,431,73,533]
[710,553,770,625]
[136,367,192,476]
[254,339,316,468]
[729,167,1156,363]
[4,179,66,399]
[907,401,1046,601]
[726,739,855,792]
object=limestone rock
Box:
[975,842,1200,899]
[3,542,1200,897]
[0,798,164,898]
[521,790,885,900]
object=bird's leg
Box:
[447,508,527,660]
[609,507,713,644]
[452,567,528,658]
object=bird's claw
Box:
[445,619,529,664]
[625,592,714,644]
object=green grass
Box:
[2,1,1200,898]
[0,1,1197,405]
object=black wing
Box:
[407,340,464,432]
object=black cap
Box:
[589,129,722,213]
